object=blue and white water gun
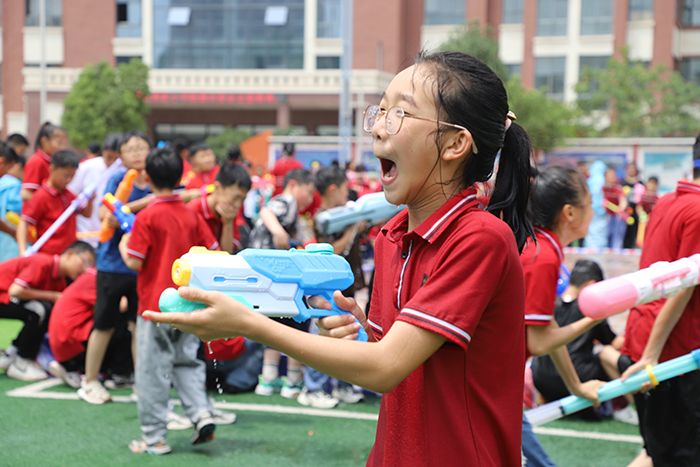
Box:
[158,243,368,341]
[102,193,135,233]
[315,192,404,235]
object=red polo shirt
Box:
[186,194,246,252]
[622,181,700,363]
[184,165,220,190]
[127,196,219,315]
[521,227,563,359]
[21,149,52,192]
[48,268,96,362]
[367,188,525,467]
[0,253,65,305]
[271,157,304,196]
[21,183,78,255]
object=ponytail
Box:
[34,121,65,152]
[487,122,534,252]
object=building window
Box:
[117,0,142,38]
[680,58,700,85]
[502,0,523,24]
[578,56,609,100]
[317,0,341,38]
[505,63,522,78]
[535,57,566,101]
[25,0,62,27]
[629,0,654,21]
[581,0,612,35]
[679,0,700,26]
[316,56,340,69]
[153,0,305,70]
[423,0,465,26]
[537,0,568,36]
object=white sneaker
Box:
[191,415,216,445]
[613,405,639,425]
[166,409,194,430]
[0,345,18,370]
[7,356,48,381]
[77,380,112,404]
[48,360,82,389]
[209,397,237,425]
[332,386,365,404]
[297,387,339,409]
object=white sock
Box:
[262,362,278,382]
[287,368,302,384]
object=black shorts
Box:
[618,354,700,467]
[94,271,138,330]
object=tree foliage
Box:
[206,127,252,164]
[62,59,150,148]
[439,21,509,83]
[438,22,574,152]
[575,51,700,137]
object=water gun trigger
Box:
[303,291,368,342]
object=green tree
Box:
[206,127,252,164]
[439,21,509,83]
[62,59,150,148]
[439,22,574,152]
[575,51,700,137]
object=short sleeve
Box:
[267,197,291,220]
[398,226,517,350]
[13,259,50,290]
[523,258,558,326]
[21,193,42,226]
[21,158,44,191]
[127,212,151,261]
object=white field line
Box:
[7,379,642,443]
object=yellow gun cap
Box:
[187,246,229,255]
[172,259,192,286]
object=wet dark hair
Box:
[415,51,534,251]
[120,130,152,151]
[569,259,604,287]
[87,142,101,155]
[227,146,242,162]
[528,165,588,231]
[189,142,211,156]
[145,148,183,189]
[315,166,346,196]
[102,132,123,152]
[51,150,80,169]
[216,161,251,191]
[7,133,29,147]
[283,142,296,156]
[34,122,66,152]
[283,168,314,189]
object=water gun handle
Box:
[159,287,255,313]
[303,290,369,342]
[102,194,135,233]
[99,169,138,243]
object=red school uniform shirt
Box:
[48,268,97,363]
[21,183,78,255]
[186,194,244,251]
[367,188,526,467]
[126,196,219,315]
[271,157,304,196]
[0,253,65,305]
[622,181,700,364]
[602,184,624,215]
[184,165,220,190]
[21,149,52,192]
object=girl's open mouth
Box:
[379,158,397,184]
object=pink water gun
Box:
[579,254,700,320]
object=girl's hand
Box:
[316,290,373,341]
[620,356,657,393]
[142,287,257,342]
[272,231,290,249]
[572,379,605,405]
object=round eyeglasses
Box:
[362,104,478,153]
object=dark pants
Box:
[0,299,53,359]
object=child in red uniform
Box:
[520,166,604,466]
[184,143,219,190]
[270,142,303,196]
[186,162,251,254]
[21,122,69,202]
[0,241,94,381]
[146,51,535,466]
[120,148,220,455]
[618,134,700,467]
[602,166,627,249]
[17,150,93,256]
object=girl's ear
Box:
[560,203,575,223]
[441,129,476,162]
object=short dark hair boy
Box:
[145,148,183,190]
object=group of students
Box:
[1,50,700,466]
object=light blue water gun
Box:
[315,192,404,235]
[102,193,135,233]
[525,348,700,426]
[158,243,368,341]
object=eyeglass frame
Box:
[362,104,478,154]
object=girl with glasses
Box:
[146,51,534,466]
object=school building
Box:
[1,0,700,146]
